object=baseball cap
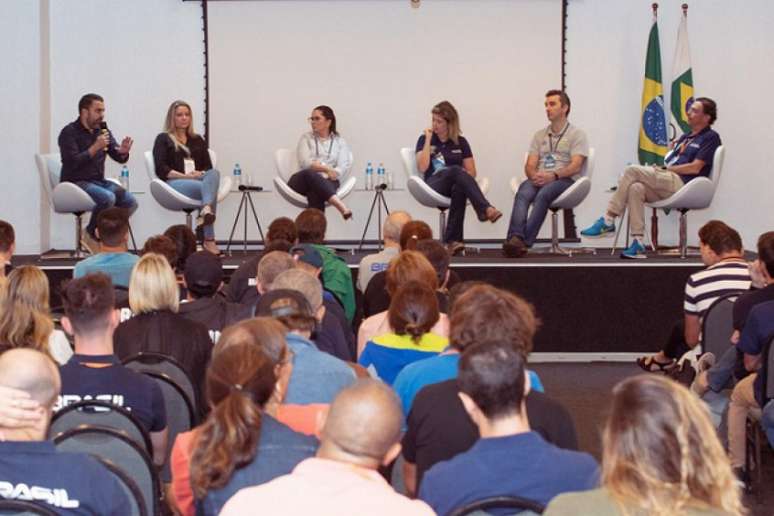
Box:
[290,243,323,269]
[184,250,223,295]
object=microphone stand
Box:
[226,185,266,256]
[357,184,390,252]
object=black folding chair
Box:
[53,426,160,516]
[701,293,740,358]
[122,352,199,421]
[96,457,149,516]
[449,495,545,516]
[0,500,57,516]
[49,399,152,454]
[745,334,774,498]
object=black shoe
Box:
[503,236,527,258]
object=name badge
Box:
[543,154,557,170]
[184,159,195,174]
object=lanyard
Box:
[675,135,696,156]
[547,123,570,154]
[314,135,334,159]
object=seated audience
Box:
[261,269,356,404]
[55,273,168,466]
[0,219,15,281]
[419,340,598,515]
[224,216,298,305]
[0,265,72,365]
[164,224,198,291]
[221,379,434,516]
[295,208,355,321]
[113,253,212,412]
[358,251,449,356]
[415,238,456,311]
[356,210,411,292]
[359,281,448,385]
[178,251,252,341]
[141,234,178,268]
[186,326,317,516]
[636,221,750,372]
[545,375,743,516]
[73,207,138,288]
[0,348,130,514]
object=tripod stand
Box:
[226,186,265,255]
[358,186,390,251]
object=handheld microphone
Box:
[99,121,110,152]
[375,183,388,191]
[238,185,264,192]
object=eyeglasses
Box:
[308,116,323,122]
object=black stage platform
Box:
[22,247,749,357]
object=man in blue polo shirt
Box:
[0,348,130,514]
[56,273,168,466]
[419,341,598,515]
[581,97,721,258]
[73,207,138,287]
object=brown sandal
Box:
[636,355,676,373]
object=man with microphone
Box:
[58,93,137,253]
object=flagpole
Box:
[650,2,660,249]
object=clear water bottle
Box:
[386,170,393,190]
[119,165,129,190]
[233,163,242,187]
[365,161,373,190]
[376,163,385,189]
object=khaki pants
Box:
[727,373,762,468]
[607,165,683,236]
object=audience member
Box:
[0,265,71,365]
[545,375,743,516]
[0,348,130,514]
[636,221,750,373]
[224,216,298,305]
[141,234,178,268]
[295,208,356,321]
[56,273,168,466]
[187,329,317,515]
[356,210,411,292]
[113,253,212,412]
[178,251,251,341]
[221,379,434,516]
[419,341,598,515]
[164,224,197,276]
[359,281,448,385]
[73,207,138,288]
[0,219,15,280]
[358,251,449,356]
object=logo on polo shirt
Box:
[54,394,127,412]
[0,481,79,508]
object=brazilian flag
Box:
[638,19,668,166]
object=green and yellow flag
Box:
[670,9,694,138]
[638,17,668,166]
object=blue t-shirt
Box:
[419,432,599,516]
[284,332,356,405]
[393,353,545,416]
[56,354,167,433]
[415,134,473,180]
[737,300,774,406]
[359,332,449,386]
[73,252,139,288]
[0,440,130,515]
[664,126,721,183]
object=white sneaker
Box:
[696,352,716,373]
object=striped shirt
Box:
[684,260,751,317]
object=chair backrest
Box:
[449,495,545,516]
[709,145,725,187]
[49,399,152,454]
[122,352,199,418]
[763,334,774,403]
[34,153,62,196]
[400,147,420,179]
[274,148,298,182]
[53,426,159,516]
[144,148,218,181]
[95,458,148,516]
[0,500,57,516]
[700,293,739,357]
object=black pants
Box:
[663,318,690,360]
[287,168,340,211]
[426,165,490,243]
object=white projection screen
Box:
[208,0,562,240]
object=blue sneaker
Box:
[580,217,615,237]
[621,239,647,259]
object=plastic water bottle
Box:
[365,162,373,190]
[386,170,393,190]
[376,163,385,189]
[119,165,129,190]
[233,163,242,187]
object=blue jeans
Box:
[707,346,741,392]
[507,177,572,246]
[168,168,220,239]
[764,400,774,446]
[77,179,138,238]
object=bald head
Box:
[0,349,60,408]
[320,379,402,466]
[383,211,411,244]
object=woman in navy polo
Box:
[415,101,502,255]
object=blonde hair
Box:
[129,253,180,314]
[602,375,744,516]
[163,100,197,153]
[432,101,462,144]
[0,266,54,356]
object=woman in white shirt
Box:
[289,106,353,220]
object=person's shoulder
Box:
[267,415,319,446]
[59,119,80,136]
[544,488,618,516]
[750,299,774,320]
[153,132,171,145]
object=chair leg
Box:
[74,213,86,259]
[185,211,194,230]
[438,209,447,241]
[610,207,627,255]
[679,210,688,259]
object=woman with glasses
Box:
[415,101,502,255]
[288,105,353,219]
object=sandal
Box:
[636,355,676,373]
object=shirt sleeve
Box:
[460,137,473,159]
[332,137,353,178]
[569,129,590,157]
[297,133,314,170]
[415,134,427,154]
[528,130,542,156]
[58,125,93,174]
[150,380,168,432]
[106,129,129,164]
[195,136,213,171]
[152,133,174,180]
[694,132,720,165]
[401,404,420,463]
[683,276,699,315]
[737,307,764,356]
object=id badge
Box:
[184,159,195,174]
[543,154,557,170]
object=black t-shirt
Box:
[0,440,130,515]
[415,133,473,180]
[402,379,578,490]
[152,133,213,181]
[178,297,253,337]
[732,284,774,331]
[56,354,167,433]
[362,270,458,318]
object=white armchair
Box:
[272,148,356,209]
